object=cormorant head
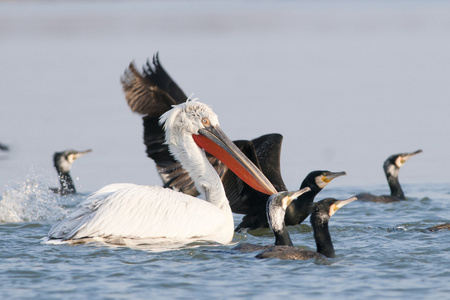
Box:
[301,170,347,192]
[383,149,422,179]
[267,188,311,232]
[311,197,358,223]
[53,149,92,174]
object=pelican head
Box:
[160,100,277,196]
[160,100,219,145]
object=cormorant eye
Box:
[201,117,210,126]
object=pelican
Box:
[121,54,346,231]
[46,100,276,245]
[50,149,92,195]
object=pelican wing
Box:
[48,184,233,243]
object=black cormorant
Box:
[51,149,92,195]
[427,223,450,231]
[356,150,422,203]
[234,170,346,231]
[0,142,9,151]
[121,54,346,231]
[255,191,358,260]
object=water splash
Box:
[0,177,68,223]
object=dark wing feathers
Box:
[142,116,171,165]
[251,134,286,192]
[121,63,176,116]
[220,141,257,213]
[142,53,188,104]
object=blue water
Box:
[0,181,449,299]
[1,0,450,299]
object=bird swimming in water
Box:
[427,223,450,231]
[232,187,311,253]
[45,100,277,245]
[255,191,358,260]
[50,149,92,195]
[235,170,347,231]
[356,150,422,203]
[0,142,9,151]
[121,53,346,231]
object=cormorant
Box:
[51,149,92,195]
[427,223,450,231]
[356,150,422,203]
[234,170,346,231]
[121,53,346,231]
[0,142,9,151]
[255,191,358,260]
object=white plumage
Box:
[46,100,274,245]
[48,184,233,244]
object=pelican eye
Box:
[201,117,210,126]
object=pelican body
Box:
[46,100,276,245]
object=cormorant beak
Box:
[193,125,277,195]
[74,149,93,160]
[399,149,423,164]
[323,171,347,183]
[285,187,312,207]
[329,196,358,217]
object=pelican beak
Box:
[193,125,277,195]
[74,149,93,160]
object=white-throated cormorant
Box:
[255,191,358,260]
[356,150,422,203]
[51,149,92,195]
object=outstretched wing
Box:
[121,54,195,194]
[251,134,286,192]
